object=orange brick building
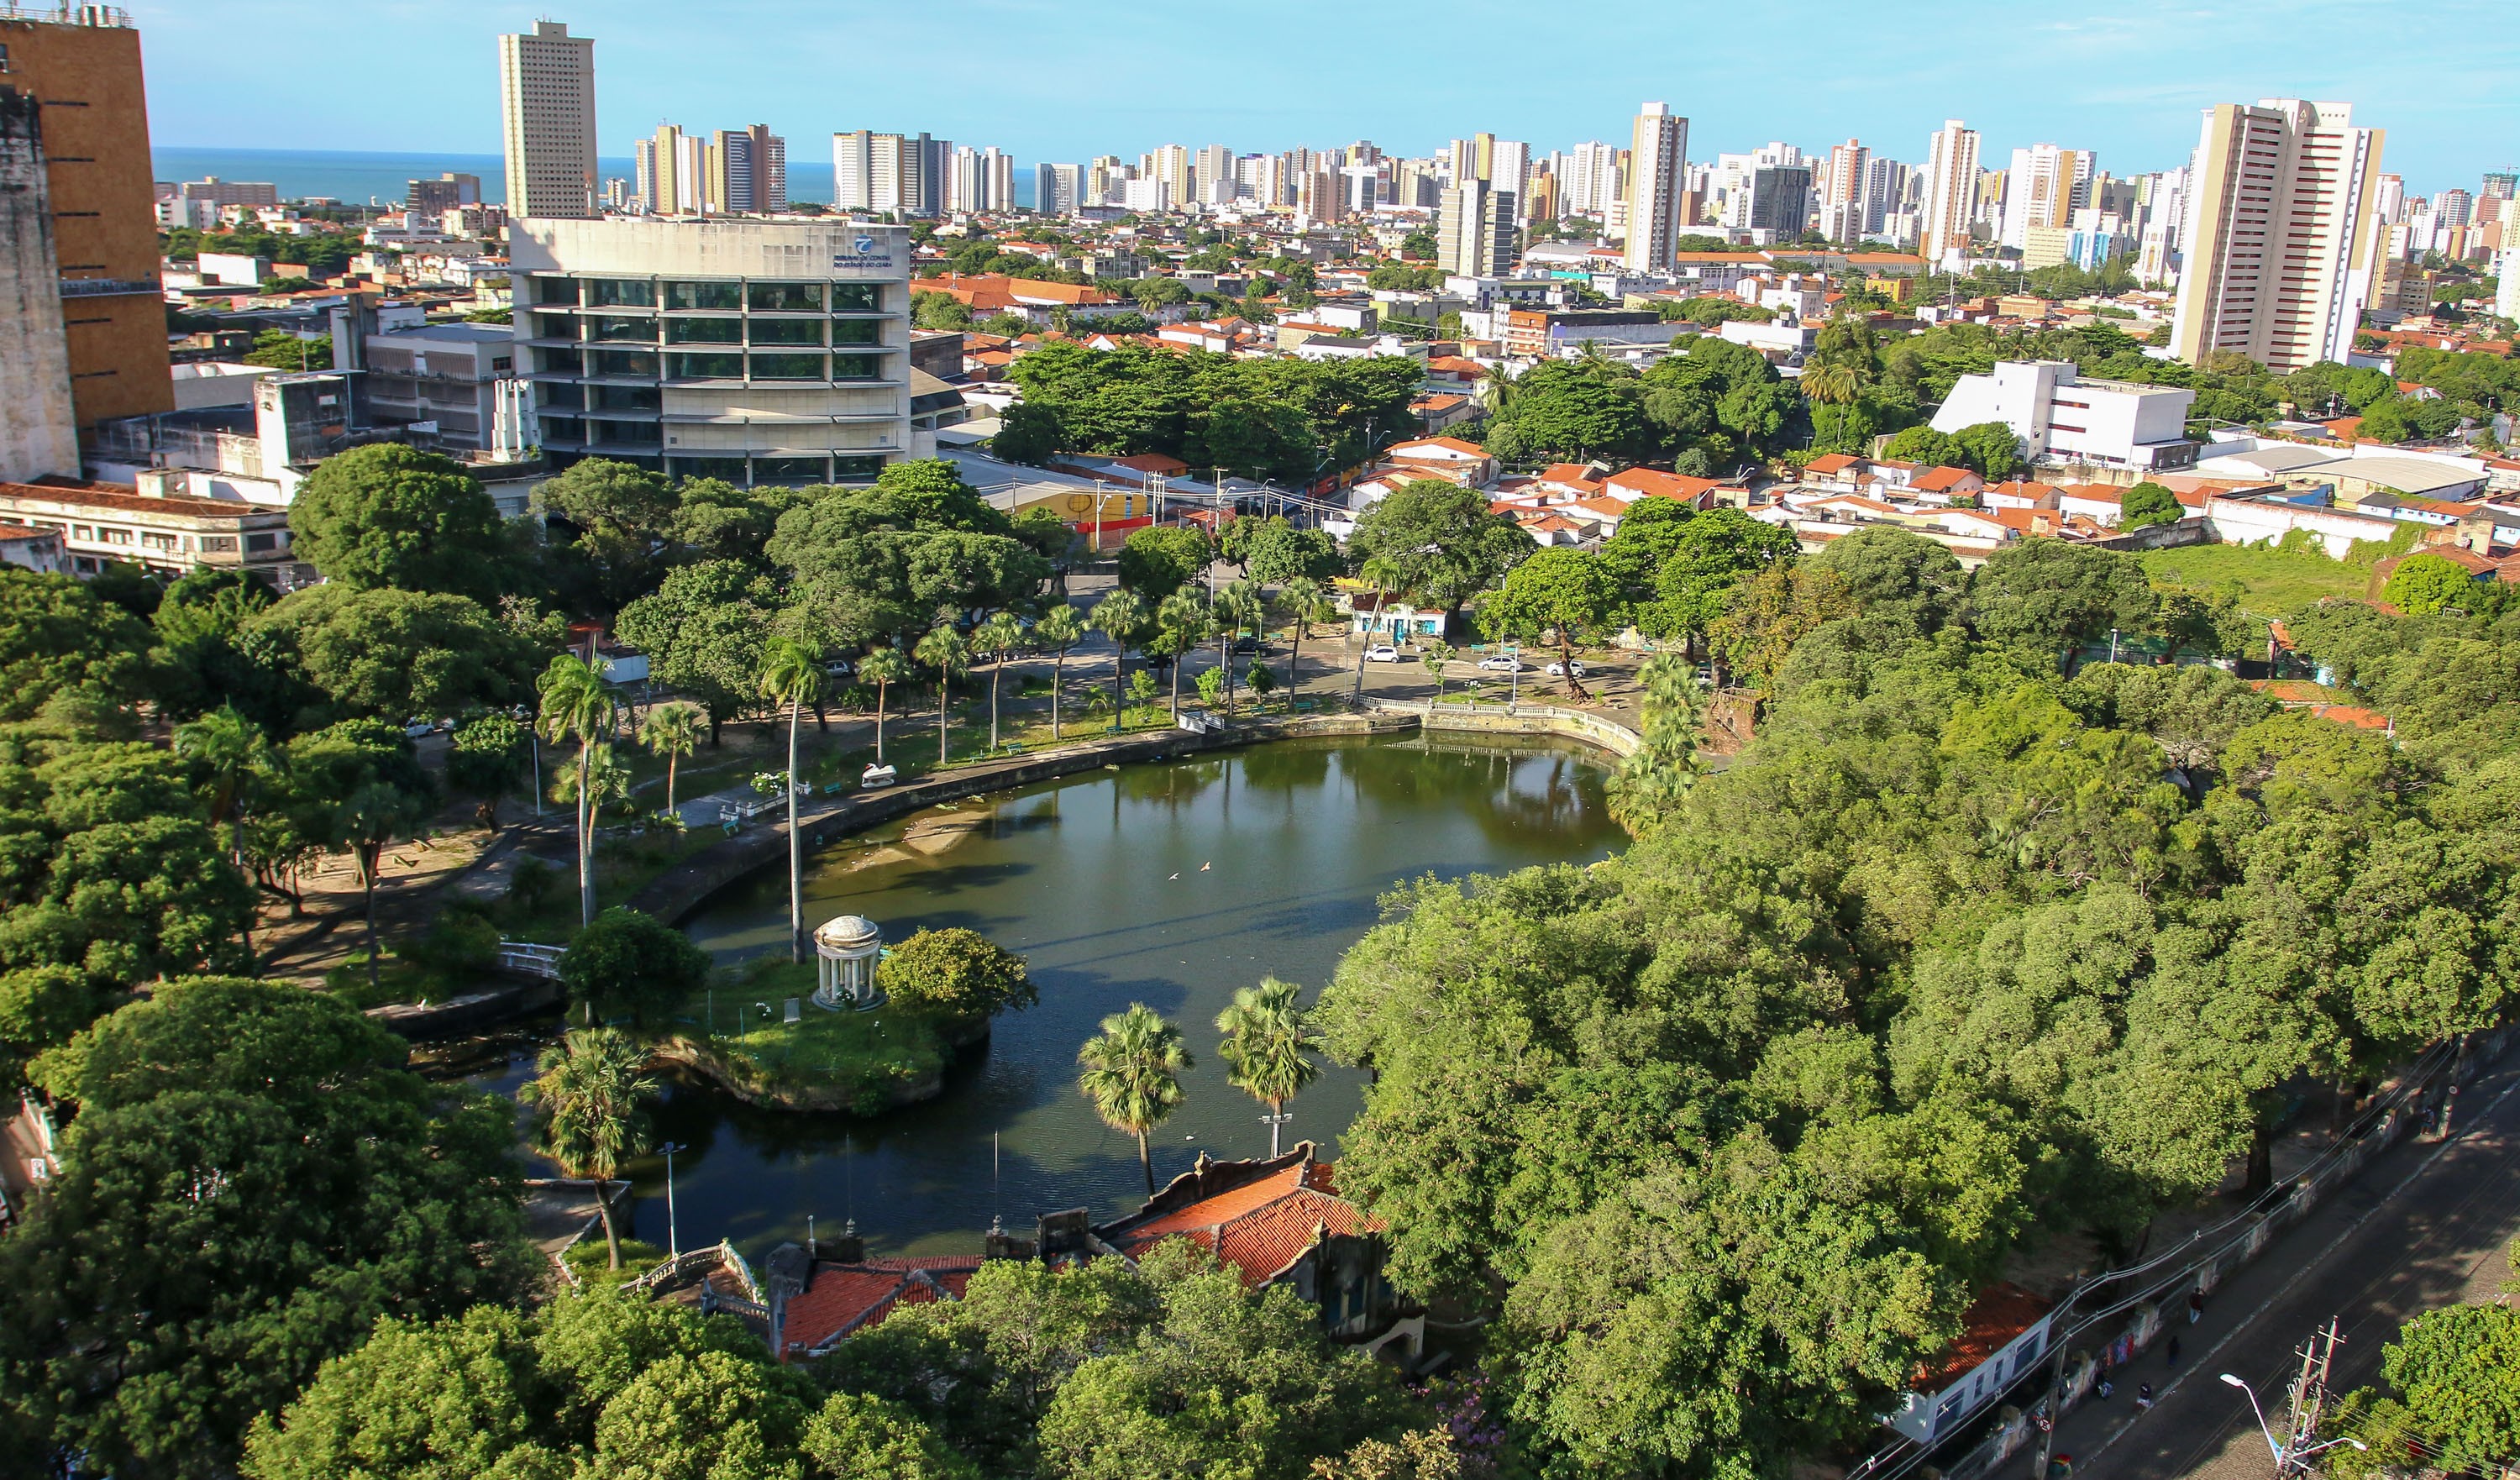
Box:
[1,8,171,433]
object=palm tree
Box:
[537,654,618,929]
[1801,361,1864,407]
[175,706,270,960]
[1153,590,1210,720]
[1215,580,1265,716]
[915,624,969,766]
[1476,361,1519,416]
[1088,589,1146,733]
[638,701,704,816]
[973,611,1026,751]
[758,637,824,965]
[1215,978,1322,1157]
[1034,604,1087,740]
[1077,1003,1194,1192]
[518,1027,656,1270]
[858,648,914,763]
[1277,577,1332,692]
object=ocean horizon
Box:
[151,145,1034,211]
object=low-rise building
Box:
[0,522,67,574]
[0,479,310,585]
[1930,360,2197,475]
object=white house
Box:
[1932,360,2197,475]
[1884,1285,2057,1445]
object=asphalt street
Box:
[2037,1052,2520,1480]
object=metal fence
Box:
[1848,1027,2507,1480]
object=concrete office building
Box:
[2171,99,2384,372]
[1624,102,1688,271]
[512,217,913,487]
[2,8,172,438]
[344,320,518,450]
[409,172,481,213]
[1035,162,1080,216]
[1437,181,1516,277]
[498,20,596,219]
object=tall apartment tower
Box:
[1819,140,1870,243]
[1623,102,1688,271]
[1999,144,2092,249]
[1919,119,1981,264]
[1489,139,1531,219]
[1436,181,1516,276]
[0,9,171,437]
[2171,99,2384,372]
[0,91,78,480]
[498,20,596,219]
[1034,162,1079,216]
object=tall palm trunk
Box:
[593,1179,623,1268]
[1137,1128,1152,1191]
[360,843,382,995]
[1050,652,1066,739]
[575,745,596,926]
[937,673,952,765]
[1170,645,1184,718]
[1290,623,1305,694]
[874,679,889,763]
[1110,648,1125,731]
[1268,1095,1284,1156]
[787,696,804,963]
[989,656,1004,748]
[664,750,680,815]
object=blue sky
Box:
[137,0,2517,194]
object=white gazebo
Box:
[811,915,884,1011]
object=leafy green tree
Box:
[1348,480,1536,617]
[537,458,682,618]
[1966,539,2158,659]
[1117,524,1214,599]
[286,443,512,599]
[1276,576,1336,691]
[7,978,531,1478]
[249,585,537,723]
[448,713,530,827]
[1606,655,1711,835]
[991,399,1064,465]
[559,907,710,1030]
[1032,604,1088,740]
[1479,548,1614,698]
[1215,978,1322,1157]
[1035,1243,1421,1480]
[1078,1003,1193,1191]
[2380,552,2475,616]
[801,1393,980,1480]
[520,1027,655,1269]
[1152,590,1211,719]
[1640,508,1801,650]
[876,926,1037,1026]
[0,567,151,720]
[758,636,823,960]
[638,701,705,815]
[1088,590,1147,732]
[1807,526,1966,634]
[916,624,969,765]
[617,561,775,743]
[1950,421,2027,479]
[1243,517,1341,585]
[2119,481,2182,530]
[150,568,310,729]
[857,647,914,764]
[537,655,617,929]
[1880,424,1964,467]
[1713,564,1862,687]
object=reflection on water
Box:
[470,733,1624,1258]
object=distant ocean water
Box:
[150,145,1035,211]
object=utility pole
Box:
[2286,1320,2345,1467]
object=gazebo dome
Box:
[811,915,884,1011]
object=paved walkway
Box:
[2035,1053,2520,1480]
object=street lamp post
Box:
[660,1141,685,1257]
[2219,1373,2367,1477]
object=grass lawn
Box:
[665,958,958,1113]
[2139,543,2374,617]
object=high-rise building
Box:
[1919,119,1981,264]
[409,172,482,213]
[1745,165,1814,241]
[1,8,172,436]
[1472,133,1497,183]
[2171,99,2385,372]
[1623,102,1688,271]
[1034,162,1079,216]
[1566,140,1622,218]
[709,126,784,213]
[1152,144,1193,208]
[1525,167,1560,228]
[0,92,77,481]
[1818,140,1869,243]
[1194,144,1233,202]
[1437,181,1516,276]
[834,130,874,212]
[1445,138,1476,186]
[511,217,913,486]
[498,19,596,219]
[2484,171,2517,202]
[833,131,942,218]
[1999,144,2093,249]
[1490,139,1531,219]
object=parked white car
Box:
[1477,654,1522,672]
[1546,660,1587,677]
[1364,645,1401,663]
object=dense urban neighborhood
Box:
[0,5,2517,1480]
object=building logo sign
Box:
[854,234,877,255]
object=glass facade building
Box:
[507,218,913,485]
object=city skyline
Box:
[131,0,2517,196]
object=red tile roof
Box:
[779,1257,982,1358]
[1916,1283,2054,1391]
[1110,1159,1378,1287]
[1911,466,1984,493]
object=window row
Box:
[563,315,885,347]
[545,349,889,381]
[538,277,885,313]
